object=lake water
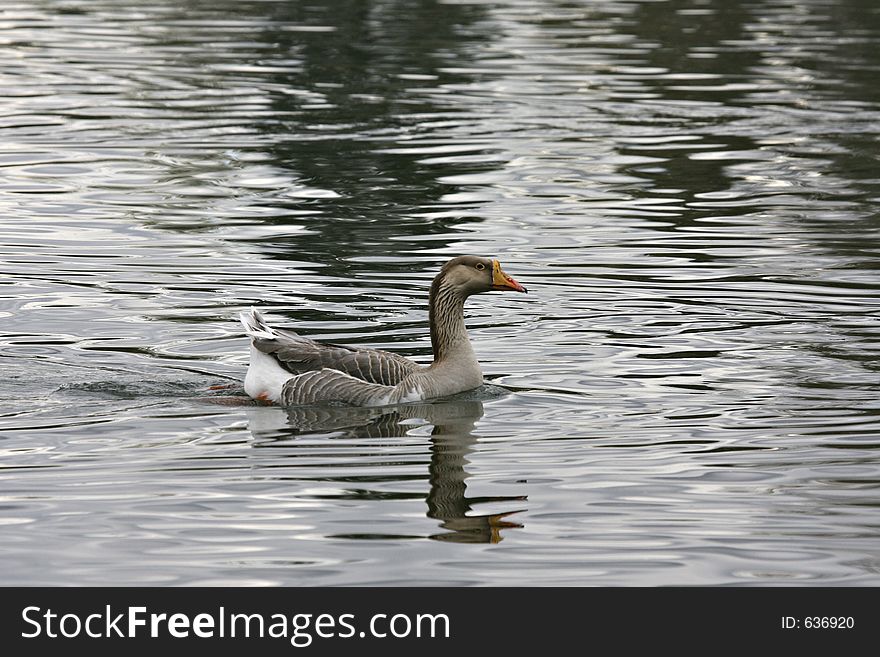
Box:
[1,0,878,586]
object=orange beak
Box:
[491,259,528,293]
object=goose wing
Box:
[279,368,407,407]
[241,309,421,386]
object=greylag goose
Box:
[240,256,527,407]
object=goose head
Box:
[435,256,528,297]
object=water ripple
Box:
[0,0,878,585]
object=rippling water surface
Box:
[1,0,878,585]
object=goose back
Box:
[245,310,422,386]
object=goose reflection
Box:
[246,398,526,543]
[420,401,525,543]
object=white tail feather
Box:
[240,308,292,402]
[240,307,276,340]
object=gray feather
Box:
[280,368,407,407]
[251,326,421,386]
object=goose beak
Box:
[491,260,528,293]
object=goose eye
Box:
[475,263,485,271]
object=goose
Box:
[240,255,527,407]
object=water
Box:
[1,0,878,586]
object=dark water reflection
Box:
[1,0,879,585]
[249,398,525,544]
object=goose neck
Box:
[429,281,469,363]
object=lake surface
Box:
[1,0,878,586]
